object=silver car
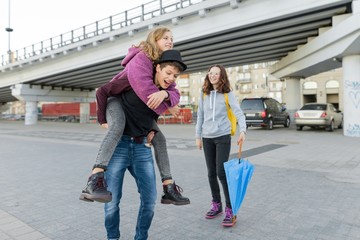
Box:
[294,103,343,131]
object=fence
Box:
[157,108,193,124]
[1,0,203,66]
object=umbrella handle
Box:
[237,142,243,161]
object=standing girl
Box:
[80,26,189,206]
[195,64,246,227]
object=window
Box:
[326,80,339,89]
[303,81,317,89]
[301,104,326,110]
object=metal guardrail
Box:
[1,0,203,67]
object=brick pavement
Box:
[0,120,360,240]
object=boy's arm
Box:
[126,52,179,115]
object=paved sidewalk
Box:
[0,120,360,240]
[0,209,50,240]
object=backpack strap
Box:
[224,93,230,111]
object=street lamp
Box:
[5,0,13,63]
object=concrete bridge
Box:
[0,0,359,136]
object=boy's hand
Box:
[168,105,180,117]
[101,123,109,129]
[146,131,155,143]
[147,90,168,109]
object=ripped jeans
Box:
[93,97,172,182]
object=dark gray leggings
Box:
[93,97,172,181]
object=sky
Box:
[0,0,148,56]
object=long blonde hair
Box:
[135,26,172,62]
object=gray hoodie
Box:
[195,90,246,138]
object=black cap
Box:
[156,49,187,71]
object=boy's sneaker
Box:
[161,182,190,205]
[79,172,112,203]
[205,201,223,219]
[222,207,237,227]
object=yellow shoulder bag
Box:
[224,93,237,136]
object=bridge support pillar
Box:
[80,103,90,124]
[343,55,360,137]
[11,84,96,125]
[282,77,301,121]
[25,101,38,125]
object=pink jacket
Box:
[96,47,180,124]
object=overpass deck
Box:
[0,0,353,103]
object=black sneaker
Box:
[79,172,112,203]
[161,182,190,205]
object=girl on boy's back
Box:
[80,26,189,206]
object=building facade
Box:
[2,63,344,117]
[178,62,343,113]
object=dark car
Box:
[240,97,290,130]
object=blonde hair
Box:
[135,26,172,62]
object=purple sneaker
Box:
[222,207,237,227]
[205,201,222,219]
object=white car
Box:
[294,103,343,131]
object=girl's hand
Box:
[101,123,109,129]
[196,138,202,150]
[168,105,180,117]
[237,132,246,146]
[147,91,168,109]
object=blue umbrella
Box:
[224,144,254,216]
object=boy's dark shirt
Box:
[120,89,158,138]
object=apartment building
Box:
[2,63,344,117]
[178,62,343,112]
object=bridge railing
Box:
[1,0,203,67]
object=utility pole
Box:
[5,0,13,63]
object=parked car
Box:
[240,97,290,130]
[294,103,343,131]
[1,114,24,120]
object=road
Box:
[0,120,359,240]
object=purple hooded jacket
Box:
[96,47,180,124]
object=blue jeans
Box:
[104,135,157,240]
[94,97,172,182]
